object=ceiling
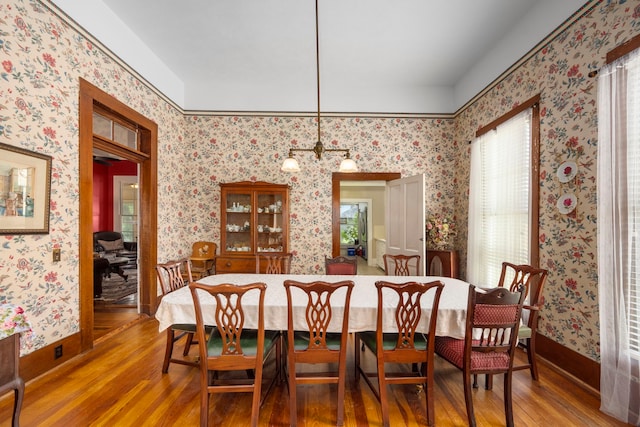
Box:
[51,0,587,114]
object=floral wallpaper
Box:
[1,0,639,366]
[182,115,456,274]
[455,1,640,360]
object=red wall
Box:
[92,160,137,232]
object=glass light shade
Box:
[281,156,300,172]
[338,157,358,172]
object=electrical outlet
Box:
[54,345,63,359]
[52,248,61,262]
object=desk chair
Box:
[156,259,199,373]
[383,254,420,276]
[355,280,444,427]
[284,279,354,426]
[435,285,526,427]
[497,262,548,380]
[189,281,280,427]
[255,253,291,274]
[325,255,357,275]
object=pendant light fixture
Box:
[281,0,357,173]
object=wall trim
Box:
[537,333,600,391]
[19,333,82,381]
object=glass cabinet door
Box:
[224,192,252,253]
[256,191,285,253]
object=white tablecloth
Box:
[155,274,471,339]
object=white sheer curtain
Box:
[597,48,640,426]
[467,110,532,287]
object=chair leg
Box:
[377,356,390,427]
[163,328,175,373]
[12,378,24,427]
[337,358,347,426]
[354,334,361,382]
[527,336,539,380]
[485,373,493,390]
[183,332,195,356]
[423,362,435,427]
[463,371,477,427]
[250,365,263,427]
[503,372,515,427]
[288,356,297,426]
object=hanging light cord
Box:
[315,0,321,144]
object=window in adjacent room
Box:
[467,95,540,287]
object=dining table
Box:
[155,273,472,339]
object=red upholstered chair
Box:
[325,255,357,275]
[255,253,292,274]
[189,281,281,427]
[435,285,526,427]
[155,259,199,373]
[383,254,420,276]
[497,262,548,380]
[355,280,444,427]
[284,279,355,426]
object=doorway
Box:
[79,78,158,351]
[331,172,401,257]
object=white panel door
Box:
[385,174,426,275]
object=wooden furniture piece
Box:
[189,281,281,427]
[188,241,217,279]
[155,259,198,373]
[93,230,137,263]
[156,273,472,338]
[325,255,357,275]
[216,181,290,274]
[497,262,548,380]
[93,256,110,298]
[383,254,421,276]
[427,249,459,278]
[435,285,526,427]
[0,333,24,427]
[283,279,355,426]
[255,253,291,274]
[355,280,444,427]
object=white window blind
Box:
[467,110,532,287]
[627,56,640,355]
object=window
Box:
[340,203,359,245]
[467,96,540,287]
[114,177,138,243]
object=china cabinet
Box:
[216,181,290,273]
[427,249,458,278]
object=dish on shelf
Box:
[557,161,577,183]
[557,193,577,214]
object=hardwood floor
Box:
[0,317,629,426]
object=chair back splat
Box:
[435,285,526,427]
[155,259,198,373]
[255,253,292,274]
[284,279,354,426]
[355,280,444,427]
[325,255,357,275]
[383,254,420,276]
[189,282,281,427]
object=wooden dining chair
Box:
[435,285,526,427]
[255,253,291,274]
[189,281,281,427]
[156,259,199,373]
[497,262,548,380]
[189,241,217,280]
[325,255,357,275]
[383,254,420,276]
[283,279,355,426]
[355,280,444,427]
